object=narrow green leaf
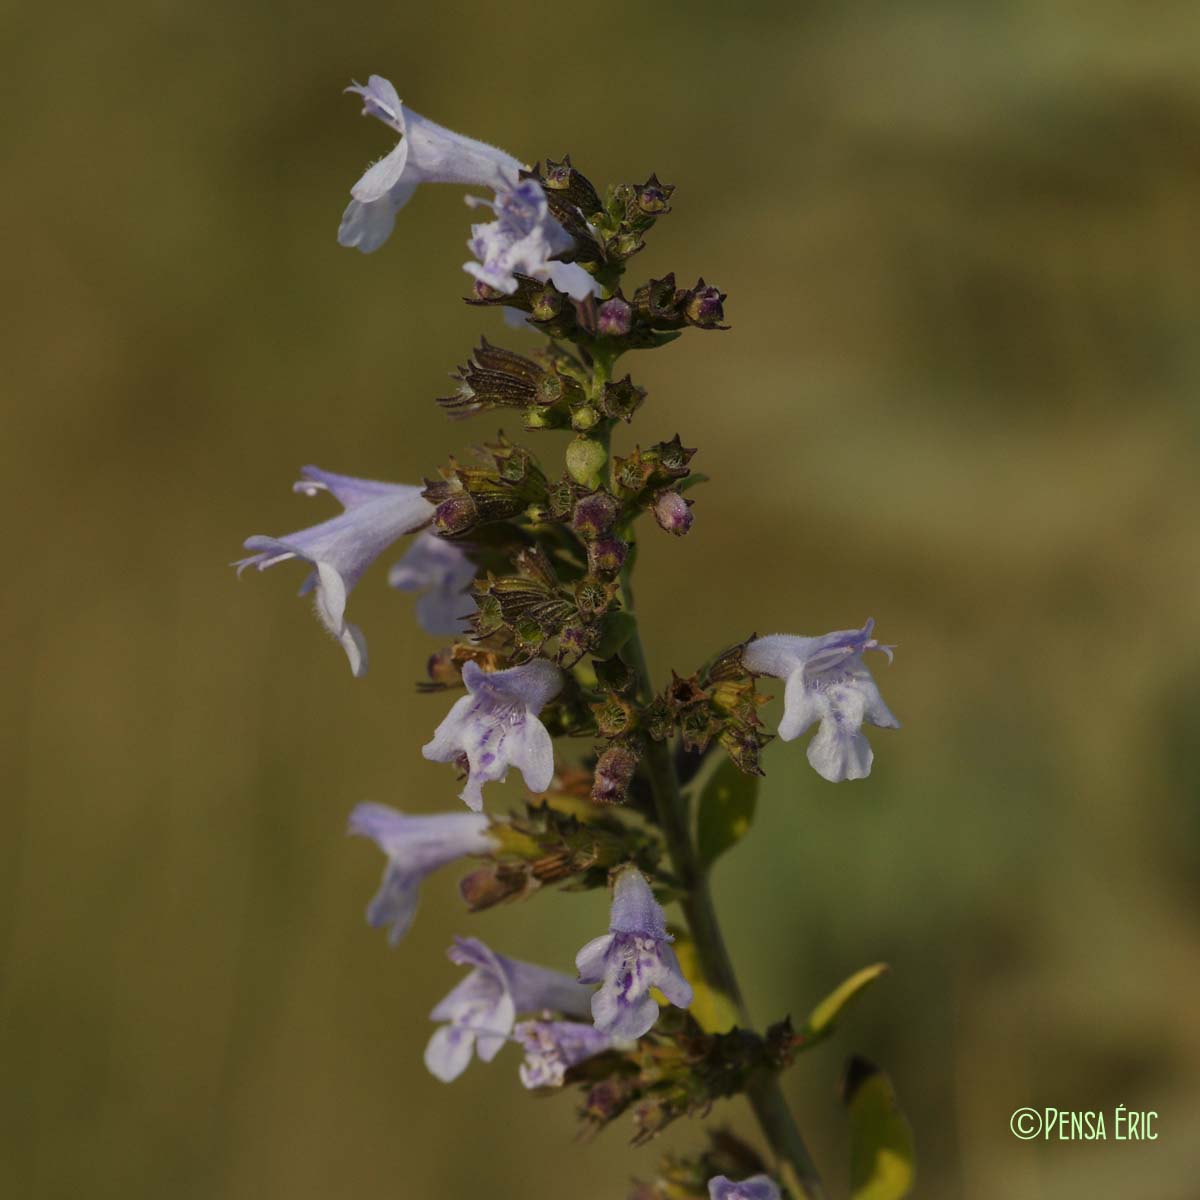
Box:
[696,758,758,870]
[677,472,710,494]
[799,963,889,1046]
[843,1056,916,1200]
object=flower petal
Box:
[424,1024,475,1083]
[351,140,411,204]
[575,933,613,983]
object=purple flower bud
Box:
[591,743,639,805]
[388,532,477,635]
[234,466,433,677]
[576,867,692,1039]
[587,537,628,577]
[685,278,728,329]
[514,1019,615,1088]
[422,659,564,811]
[597,297,633,337]
[572,491,620,540]
[348,804,496,944]
[708,1176,781,1200]
[425,937,593,1083]
[652,490,693,536]
[742,619,899,782]
[433,492,478,537]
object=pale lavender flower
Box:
[514,1019,615,1089]
[575,867,693,1040]
[742,619,899,783]
[422,659,563,811]
[388,531,477,635]
[425,936,592,1083]
[338,75,523,254]
[348,803,496,945]
[464,178,600,302]
[708,1175,782,1200]
[235,467,433,677]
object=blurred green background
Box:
[6,1,1200,1197]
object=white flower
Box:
[742,619,899,782]
[338,75,523,254]
[236,466,432,676]
[422,659,563,811]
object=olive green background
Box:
[6,2,1200,1197]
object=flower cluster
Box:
[235,74,907,1200]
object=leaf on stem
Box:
[670,932,740,1033]
[696,758,758,870]
[798,963,889,1046]
[842,1056,915,1200]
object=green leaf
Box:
[799,963,889,1046]
[843,1056,916,1200]
[696,758,758,870]
[592,610,637,658]
[677,472,710,494]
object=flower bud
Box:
[591,743,640,805]
[587,536,628,577]
[566,436,608,488]
[653,490,693,536]
[634,173,674,215]
[597,297,633,337]
[572,490,619,539]
[571,404,601,432]
[434,493,479,537]
[685,278,729,329]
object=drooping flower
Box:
[464,178,600,302]
[338,75,523,254]
[708,1175,782,1200]
[513,1019,616,1089]
[236,467,433,676]
[422,659,563,811]
[348,803,496,945]
[388,531,477,635]
[576,867,692,1040]
[742,619,899,783]
[425,936,593,1083]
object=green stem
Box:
[618,571,827,1200]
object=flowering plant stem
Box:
[618,562,828,1200]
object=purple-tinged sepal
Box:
[742,619,899,783]
[708,1175,782,1200]
[425,936,592,1083]
[338,75,523,254]
[347,804,496,945]
[388,532,477,635]
[422,659,564,811]
[514,1019,616,1089]
[576,867,692,1040]
[235,466,433,676]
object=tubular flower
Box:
[422,659,563,811]
[464,178,600,302]
[388,532,478,635]
[742,619,899,783]
[338,75,523,253]
[348,804,496,945]
[236,466,433,676]
[575,867,693,1040]
[425,937,592,1083]
[513,1019,616,1089]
